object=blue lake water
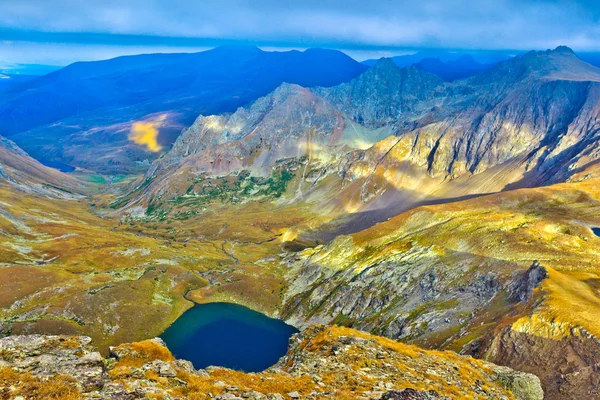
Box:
[41,160,76,172]
[593,227,600,237]
[160,302,298,372]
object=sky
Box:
[2,0,600,67]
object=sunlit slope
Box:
[281,178,600,398]
[285,178,600,337]
[0,186,222,350]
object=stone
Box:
[142,360,177,378]
[380,389,441,399]
[492,366,544,400]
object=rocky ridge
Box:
[0,325,543,399]
[124,47,600,226]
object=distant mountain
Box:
[362,49,514,67]
[0,46,367,173]
[0,63,61,76]
[362,50,514,81]
[413,55,494,81]
[362,50,464,67]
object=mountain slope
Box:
[128,46,600,226]
[280,179,600,399]
[0,135,86,198]
[1,46,367,173]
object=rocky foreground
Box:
[0,325,542,400]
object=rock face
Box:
[313,59,444,128]
[0,326,542,399]
[481,327,600,400]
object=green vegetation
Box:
[140,159,301,221]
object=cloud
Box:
[2,0,600,62]
[129,115,166,152]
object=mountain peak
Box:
[472,44,600,84]
[372,57,398,70]
[209,45,263,55]
[553,45,575,55]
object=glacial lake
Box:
[160,302,298,372]
[592,227,600,237]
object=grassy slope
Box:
[0,182,331,351]
[293,178,600,344]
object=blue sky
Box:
[2,0,600,65]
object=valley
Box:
[2,44,600,399]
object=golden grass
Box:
[0,367,82,400]
[111,339,175,370]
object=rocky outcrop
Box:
[481,327,600,400]
[0,335,105,391]
[0,326,542,399]
[281,247,545,348]
[510,262,548,303]
[163,83,348,176]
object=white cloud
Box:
[1,0,600,65]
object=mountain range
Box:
[3,45,600,399]
[128,46,600,226]
[0,47,367,173]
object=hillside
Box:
[0,135,87,198]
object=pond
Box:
[160,302,298,372]
[41,160,76,172]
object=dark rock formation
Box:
[483,327,600,400]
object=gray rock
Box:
[142,360,177,378]
[492,366,544,400]
[380,389,441,399]
[0,335,105,391]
